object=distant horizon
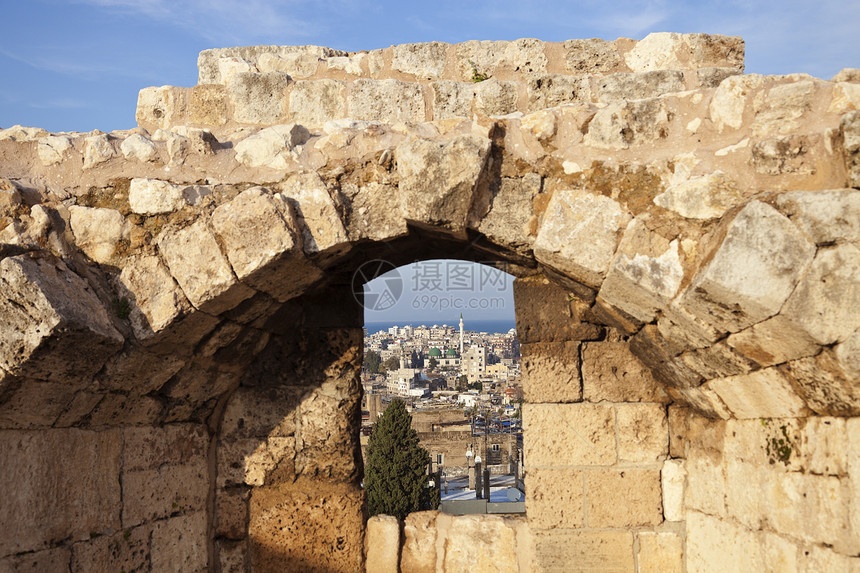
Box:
[364,317,516,336]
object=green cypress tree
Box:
[365,398,437,519]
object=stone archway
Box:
[1,33,859,572]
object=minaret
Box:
[459,313,464,355]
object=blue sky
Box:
[1,0,858,133]
[2,1,858,323]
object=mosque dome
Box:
[446,348,458,357]
[429,348,442,357]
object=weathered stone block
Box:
[136,85,176,131]
[123,423,208,471]
[2,547,71,572]
[513,275,602,343]
[726,314,820,367]
[662,459,686,521]
[521,341,581,403]
[211,186,323,302]
[189,84,227,126]
[526,74,589,111]
[121,463,208,527]
[525,467,583,529]
[585,469,662,527]
[679,200,816,333]
[598,218,684,322]
[365,514,400,573]
[234,123,310,170]
[637,532,683,573]
[249,482,364,573]
[289,79,346,127]
[475,173,541,253]
[401,511,437,573]
[277,171,348,255]
[584,98,671,150]
[228,72,290,124]
[0,255,123,382]
[780,243,860,345]
[686,510,764,572]
[616,403,668,462]
[534,189,631,287]
[432,81,473,120]
[0,429,122,555]
[563,38,622,75]
[533,529,633,573]
[69,205,128,263]
[120,133,159,162]
[751,134,818,175]
[158,218,256,314]
[392,42,448,79]
[842,110,860,187]
[349,79,425,123]
[595,70,684,102]
[443,515,519,573]
[708,367,809,419]
[151,512,208,573]
[217,436,296,487]
[776,188,860,244]
[581,341,667,403]
[71,523,150,573]
[679,340,757,379]
[397,134,490,236]
[215,487,250,540]
[684,454,726,517]
[725,458,764,529]
[523,403,616,467]
[780,340,860,416]
[82,133,116,169]
[473,79,519,116]
[653,171,742,220]
[709,74,764,132]
[217,539,249,573]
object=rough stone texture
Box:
[211,186,322,301]
[227,72,290,124]
[392,42,448,79]
[582,342,667,403]
[401,511,437,573]
[526,467,583,529]
[432,81,473,120]
[686,510,764,572]
[534,190,631,287]
[443,515,519,573]
[521,341,581,403]
[527,74,589,110]
[82,133,116,169]
[585,469,663,527]
[779,243,860,346]
[563,38,622,74]
[475,173,541,253]
[349,79,425,123]
[277,171,348,255]
[128,177,189,214]
[653,171,742,220]
[68,205,129,263]
[637,532,683,573]
[533,530,634,573]
[397,134,490,235]
[0,255,123,381]
[473,79,519,116]
[289,79,346,127]
[158,218,255,314]
[150,512,208,572]
[616,403,668,462]
[120,133,159,162]
[524,403,616,467]
[596,71,684,102]
[365,515,400,573]
[709,367,809,419]
[0,429,122,555]
[249,482,364,573]
[234,123,310,169]
[584,98,671,150]
[662,459,686,521]
[679,200,816,333]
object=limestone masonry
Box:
[0,33,859,572]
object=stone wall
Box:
[1,33,859,571]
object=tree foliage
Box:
[382,356,400,372]
[365,399,437,519]
[364,350,381,374]
[427,357,438,370]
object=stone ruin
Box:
[0,32,858,572]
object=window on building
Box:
[492,444,500,452]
